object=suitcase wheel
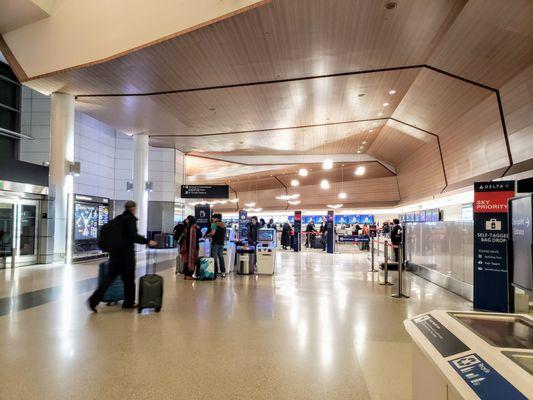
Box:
[155,307,161,313]
[137,307,143,313]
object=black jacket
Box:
[390,224,402,245]
[119,210,149,252]
[247,222,259,245]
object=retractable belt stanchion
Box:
[379,240,393,286]
[392,244,409,298]
[369,236,378,272]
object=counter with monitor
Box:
[70,194,111,261]
[404,310,532,400]
[256,228,276,275]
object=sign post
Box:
[238,210,248,241]
[473,181,515,312]
[293,211,302,252]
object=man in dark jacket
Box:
[87,201,156,312]
[390,218,402,261]
[319,217,328,251]
[305,220,316,247]
[247,216,259,245]
[207,213,227,277]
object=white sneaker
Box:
[222,273,226,278]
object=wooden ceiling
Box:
[10,0,533,208]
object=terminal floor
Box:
[0,250,471,399]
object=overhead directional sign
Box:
[181,185,229,199]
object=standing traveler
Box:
[319,217,328,251]
[267,218,275,229]
[181,215,202,279]
[173,220,185,247]
[88,201,156,312]
[281,222,291,249]
[390,218,402,262]
[382,221,391,235]
[259,218,266,228]
[305,220,316,247]
[207,213,227,277]
[247,216,260,246]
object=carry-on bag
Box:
[138,251,164,313]
[175,254,184,275]
[198,257,216,280]
[99,260,124,304]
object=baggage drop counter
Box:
[404,310,533,400]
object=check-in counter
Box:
[404,310,532,400]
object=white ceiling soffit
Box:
[2,0,269,78]
[0,0,51,34]
[192,154,397,174]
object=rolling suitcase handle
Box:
[147,247,158,275]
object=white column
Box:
[49,92,75,262]
[133,134,149,238]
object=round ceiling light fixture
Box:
[320,179,330,189]
[323,159,333,170]
[291,179,299,187]
[383,102,390,107]
[354,166,366,176]
[298,168,308,177]
[338,192,347,199]
[389,89,396,95]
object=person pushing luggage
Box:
[88,200,156,312]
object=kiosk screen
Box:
[258,229,274,242]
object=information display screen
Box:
[258,229,275,242]
[74,203,99,240]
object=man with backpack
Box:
[206,213,227,277]
[87,200,156,312]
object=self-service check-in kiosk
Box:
[223,227,237,272]
[256,228,277,275]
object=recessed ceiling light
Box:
[298,168,308,177]
[373,122,378,126]
[383,102,389,107]
[288,200,301,205]
[338,192,347,199]
[389,90,396,95]
[290,179,299,187]
[357,151,361,154]
[362,141,367,144]
[359,146,364,149]
[323,159,333,170]
[320,179,330,190]
[355,166,366,176]
[327,204,343,209]
[378,113,383,116]
[369,129,374,132]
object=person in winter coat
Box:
[88,201,156,312]
[281,222,291,249]
[181,215,202,279]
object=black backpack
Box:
[98,216,125,252]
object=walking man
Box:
[87,201,156,312]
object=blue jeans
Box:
[211,244,226,274]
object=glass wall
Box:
[405,221,473,300]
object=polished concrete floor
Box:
[0,250,471,399]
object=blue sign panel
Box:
[449,353,527,400]
[238,210,248,240]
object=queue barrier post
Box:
[392,244,410,298]
[379,240,393,286]
[369,236,378,272]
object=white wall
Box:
[73,112,116,199]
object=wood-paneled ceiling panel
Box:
[366,121,429,165]
[428,0,533,88]
[151,119,386,155]
[77,69,419,137]
[439,95,509,186]
[24,0,464,95]
[391,68,493,134]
